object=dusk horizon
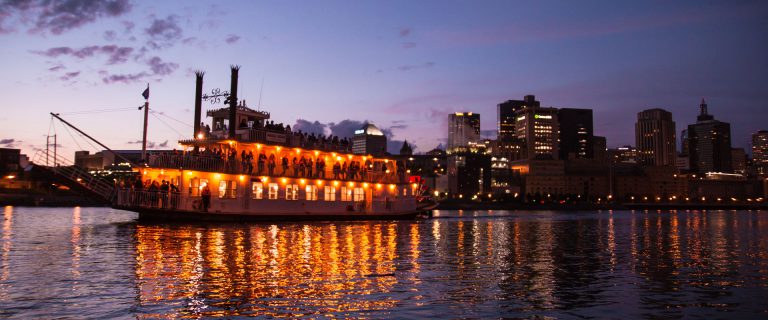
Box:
[1,0,766,159]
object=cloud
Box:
[126,139,168,149]
[293,119,328,136]
[398,62,435,71]
[48,65,65,72]
[481,129,497,139]
[158,140,168,148]
[146,56,178,76]
[33,45,134,64]
[402,42,416,49]
[328,119,366,138]
[0,138,18,147]
[0,0,132,35]
[399,27,412,37]
[225,34,240,44]
[102,72,150,84]
[145,15,183,48]
[60,71,80,81]
[104,30,117,41]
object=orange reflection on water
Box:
[71,207,81,279]
[134,222,404,318]
[0,206,12,301]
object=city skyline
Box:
[1,1,767,159]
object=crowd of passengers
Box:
[152,147,407,182]
[200,119,353,153]
[116,176,180,209]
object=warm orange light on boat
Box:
[316,180,323,186]
[294,148,301,154]
[412,183,418,188]
[256,144,262,149]
[388,184,395,190]
[143,170,147,175]
[363,182,369,188]
[348,182,354,187]
[197,133,203,139]
[215,173,221,179]
[336,156,342,161]
[333,181,339,186]
[384,159,389,163]
[300,179,306,185]
[347,154,352,159]
[262,176,268,182]
[376,183,381,189]
[314,151,319,156]
[331,152,336,157]
[160,169,164,174]
[239,175,245,181]
[361,156,366,161]
[186,171,192,175]
[282,178,287,184]
[276,146,281,151]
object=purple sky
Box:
[1,0,766,160]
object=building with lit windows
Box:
[635,108,676,166]
[447,112,481,154]
[752,130,768,176]
[497,95,539,160]
[687,99,732,173]
[352,123,387,156]
[515,106,559,160]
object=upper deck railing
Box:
[147,152,408,185]
[179,127,353,153]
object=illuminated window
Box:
[286,184,299,200]
[252,181,263,199]
[324,186,336,201]
[341,186,353,202]
[306,185,318,201]
[353,187,364,201]
[403,188,407,196]
[219,180,236,199]
[189,178,206,197]
[268,183,278,199]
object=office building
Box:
[497,95,539,160]
[558,108,594,159]
[635,108,676,166]
[447,112,480,154]
[515,106,559,160]
[687,99,732,173]
[753,130,768,176]
[352,123,387,156]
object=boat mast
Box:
[141,83,149,162]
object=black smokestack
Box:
[194,71,204,139]
[229,65,240,139]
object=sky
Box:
[1,0,767,160]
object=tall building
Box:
[558,108,594,160]
[447,112,480,154]
[592,136,607,163]
[515,106,559,160]
[751,130,768,176]
[352,123,387,156]
[635,108,676,166]
[731,148,746,175]
[687,99,732,173]
[608,146,639,164]
[497,95,539,160]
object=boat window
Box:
[306,185,318,201]
[324,186,336,201]
[268,183,278,199]
[341,186,353,202]
[286,184,299,200]
[189,178,200,197]
[353,187,364,201]
[252,181,263,199]
[403,188,407,197]
[219,180,236,199]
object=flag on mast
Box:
[141,84,149,100]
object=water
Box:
[1,207,767,318]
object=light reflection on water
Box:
[0,207,767,318]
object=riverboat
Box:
[113,67,434,221]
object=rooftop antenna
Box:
[258,78,264,110]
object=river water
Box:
[1,207,767,319]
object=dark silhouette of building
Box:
[352,123,387,156]
[558,108,594,160]
[448,153,491,198]
[399,140,413,155]
[592,136,607,163]
[687,99,732,173]
[635,108,676,166]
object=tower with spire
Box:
[399,140,413,155]
[687,99,733,173]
